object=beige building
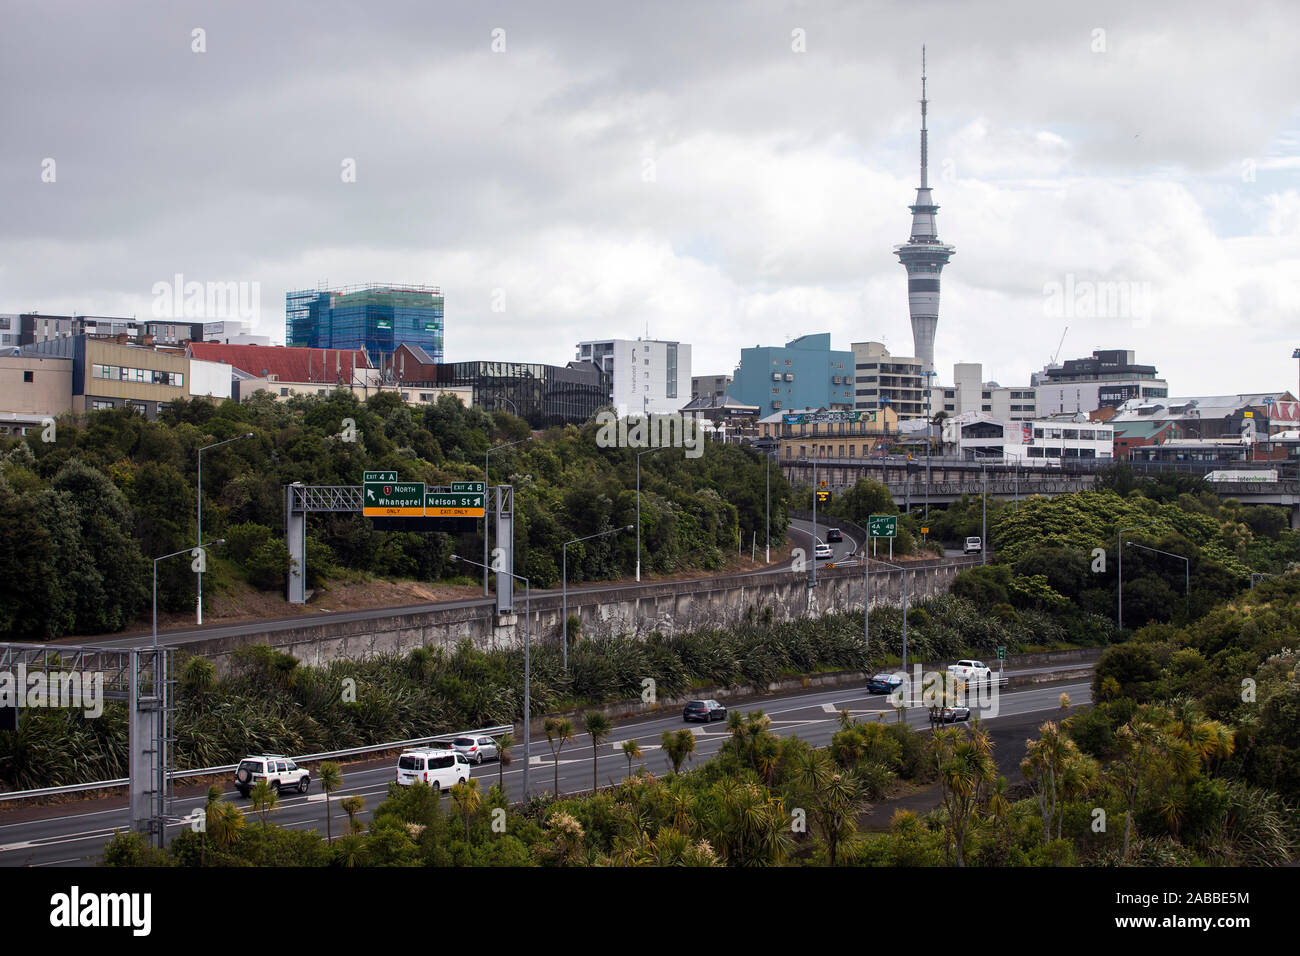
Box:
[79,339,192,417]
[233,368,472,409]
[759,406,900,460]
[0,354,73,435]
[852,342,926,420]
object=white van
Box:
[395,748,472,790]
[964,536,982,554]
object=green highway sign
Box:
[363,481,425,517]
[450,481,486,494]
[363,471,398,483]
[426,489,485,518]
[868,514,897,538]
[997,646,1006,660]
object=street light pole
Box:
[924,371,934,521]
[765,454,770,564]
[1117,519,1158,630]
[454,554,531,795]
[870,556,909,673]
[563,525,632,669]
[1126,540,1190,619]
[981,463,988,565]
[196,434,252,625]
[484,437,531,596]
[636,447,668,583]
[158,540,224,647]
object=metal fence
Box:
[0,724,514,803]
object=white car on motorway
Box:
[814,542,834,560]
[948,659,993,684]
[233,755,310,797]
[396,749,472,791]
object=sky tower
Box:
[894,46,955,375]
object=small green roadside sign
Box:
[997,646,1006,661]
[868,514,897,538]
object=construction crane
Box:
[1050,326,1069,365]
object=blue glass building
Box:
[285,284,444,363]
[727,333,855,420]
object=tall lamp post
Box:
[923,371,935,521]
[1117,519,1158,630]
[158,540,224,647]
[197,433,253,625]
[563,525,633,668]
[866,555,910,674]
[981,462,988,565]
[764,452,773,564]
[636,447,670,582]
[484,437,531,596]
[1126,540,1190,619]
[454,554,531,795]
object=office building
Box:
[398,344,608,428]
[953,412,1113,463]
[934,362,1037,421]
[575,338,690,416]
[852,342,926,420]
[21,335,226,419]
[286,284,444,363]
[692,374,732,403]
[1031,349,1168,415]
[727,333,854,420]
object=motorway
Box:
[0,672,1091,866]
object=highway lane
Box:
[0,673,1092,866]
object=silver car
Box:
[451,735,499,765]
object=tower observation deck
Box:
[893,47,955,375]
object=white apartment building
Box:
[202,320,273,346]
[955,413,1113,464]
[576,337,691,416]
[935,362,1038,421]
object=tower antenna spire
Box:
[920,45,928,189]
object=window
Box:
[1063,429,1079,440]
[23,370,33,383]
[1028,447,1044,457]
[280,387,290,396]
[91,400,114,410]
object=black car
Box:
[826,528,843,542]
[866,673,904,695]
[683,699,728,722]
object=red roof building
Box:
[187,343,371,384]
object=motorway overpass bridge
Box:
[781,457,1300,525]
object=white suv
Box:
[395,749,472,790]
[234,755,310,797]
[948,660,992,684]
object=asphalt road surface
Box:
[0,674,1091,867]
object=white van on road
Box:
[396,749,473,790]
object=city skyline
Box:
[3,1,1298,394]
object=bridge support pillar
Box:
[287,482,305,605]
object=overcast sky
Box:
[2,0,1298,394]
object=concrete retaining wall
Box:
[190,558,978,672]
